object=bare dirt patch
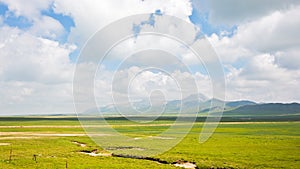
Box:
[106,146,146,151]
[101,153,198,169]
[0,123,180,128]
[0,132,110,137]
[80,149,112,157]
[173,160,198,169]
[148,136,175,140]
[72,141,87,147]
[0,125,83,128]
[0,136,40,140]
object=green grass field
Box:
[0,117,299,169]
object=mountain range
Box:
[97,94,300,119]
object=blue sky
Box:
[0,2,74,30]
[1,0,234,61]
[0,3,8,15]
[0,1,229,64]
[0,3,32,28]
[0,1,234,43]
[0,0,299,114]
[41,7,74,33]
[189,7,236,37]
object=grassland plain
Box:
[0,117,299,169]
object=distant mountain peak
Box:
[225,100,256,108]
[183,93,208,103]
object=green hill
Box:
[224,103,300,116]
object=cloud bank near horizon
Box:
[0,0,299,115]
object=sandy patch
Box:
[0,132,86,136]
[0,132,111,140]
[173,162,197,169]
[106,146,145,151]
[173,160,197,169]
[0,143,11,146]
[30,133,87,137]
[72,141,86,147]
[0,125,83,128]
[0,136,40,140]
[80,150,112,157]
[0,123,188,128]
[149,136,175,140]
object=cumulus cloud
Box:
[225,54,300,102]
[0,0,198,115]
[93,66,211,106]
[0,81,74,114]
[208,4,300,102]
[275,49,300,70]
[209,4,300,63]
[105,32,205,69]
[209,5,300,66]
[0,0,299,115]
[53,0,193,46]
[233,6,300,53]
[29,16,65,40]
[207,0,300,25]
[0,16,3,25]
[0,26,76,114]
[0,0,53,21]
[0,26,75,83]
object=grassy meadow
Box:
[0,117,299,169]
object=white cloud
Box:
[225,54,300,102]
[208,33,253,64]
[105,33,203,68]
[0,26,76,115]
[0,0,197,115]
[239,54,288,81]
[53,0,193,46]
[93,66,211,106]
[233,6,300,53]
[208,5,300,102]
[275,49,300,70]
[0,16,3,25]
[1,0,300,115]
[0,0,52,20]
[29,16,65,40]
[0,0,66,41]
[209,5,300,64]
[207,0,300,26]
[0,81,74,115]
[0,26,75,83]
